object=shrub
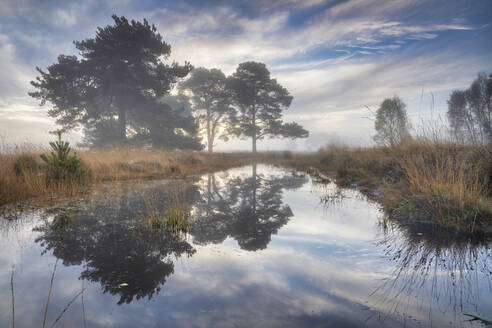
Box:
[40,132,86,183]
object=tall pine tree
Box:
[30,15,199,149]
[228,62,308,152]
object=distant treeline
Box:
[29,15,308,152]
[370,71,491,147]
[447,73,492,145]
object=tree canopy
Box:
[179,68,234,152]
[35,181,199,304]
[447,72,492,144]
[191,164,308,250]
[228,61,308,152]
[373,96,411,147]
[29,15,200,149]
[29,17,312,151]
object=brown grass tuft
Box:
[279,140,492,231]
[0,147,267,208]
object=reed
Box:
[164,197,190,233]
[139,189,190,233]
[278,140,492,231]
[2,140,491,231]
[0,146,264,208]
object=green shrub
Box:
[40,132,86,183]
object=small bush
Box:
[40,132,86,184]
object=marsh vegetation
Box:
[1,165,490,327]
[0,11,491,328]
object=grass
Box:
[164,203,190,233]
[140,189,191,233]
[277,140,492,232]
[463,313,492,325]
[395,149,492,229]
[1,140,491,231]
[0,146,273,209]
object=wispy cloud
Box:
[0,34,34,101]
[0,0,490,149]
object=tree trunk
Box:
[252,162,257,214]
[206,174,212,216]
[207,108,213,153]
[118,107,127,143]
[252,109,257,153]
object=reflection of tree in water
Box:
[34,166,307,304]
[192,164,308,251]
[372,220,492,321]
[35,182,199,305]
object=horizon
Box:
[0,0,491,150]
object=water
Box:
[0,164,491,327]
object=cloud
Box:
[51,8,78,27]
[153,0,477,78]
[281,49,488,117]
[0,0,490,149]
[0,34,61,144]
[0,34,33,100]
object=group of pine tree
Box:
[30,16,308,152]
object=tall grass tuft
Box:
[0,147,264,208]
[140,190,190,233]
[278,139,492,231]
[165,200,190,233]
[395,148,491,230]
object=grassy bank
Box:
[0,147,273,208]
[277,141,492,232]
[2,142,491,231]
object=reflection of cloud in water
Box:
[191,164,308,251]
[34,185,197,305]
[147,237,405,327]
[0,164,491,327]
[370,220,492,323]
[281,181,382,243]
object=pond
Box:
[0,164,491,327]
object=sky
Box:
[0,0,491,151]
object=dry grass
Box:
[79,148,247,180]
[278,140,492,231]
[397,151,491,229]
[0,146,268,208]
[137,186,191,233]
[2,141,491,231]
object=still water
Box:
[0,164,491,327]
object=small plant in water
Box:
[147,209,166,229]
[40,131,86,183]
[142,192,190,233]
[165,204,190,233]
